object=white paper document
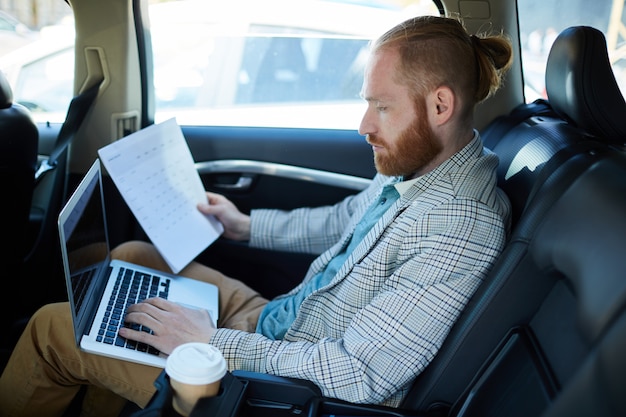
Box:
[98,118,224,273]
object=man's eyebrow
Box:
[360,94,392,103]
[359,91,381,101]
[360,91,382,101]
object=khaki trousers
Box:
[0,241,268,417]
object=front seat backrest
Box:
[0,69,38,370]
[0,70,38,281]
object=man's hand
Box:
[118,297,216,355]
[197,192,251,241]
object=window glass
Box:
[149,0,440,128]
[0,4,73,120]
[14,47,74,114]
[0,0,438,128]
[518,0,626,102]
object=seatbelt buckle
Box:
[34,159,57,182]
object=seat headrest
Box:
[0,70,13,109]
[546,26,626,146]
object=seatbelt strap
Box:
[34,77,103,182]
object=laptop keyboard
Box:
[96,267,171,355]
[71,267,98,315]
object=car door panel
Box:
[184,126,374,211]
[183,126,374,176]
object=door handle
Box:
[212,175,254,190]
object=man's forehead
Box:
[361,48,403,100]
[368,48,398,71]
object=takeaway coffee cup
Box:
[165,343,228,416]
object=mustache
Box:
[366,134,383,146]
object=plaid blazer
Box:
[211,134,511,407]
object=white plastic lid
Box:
[165,343,227,385]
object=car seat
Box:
[0,69,38,278]
[444,148,626,417]
[0,69,38,369]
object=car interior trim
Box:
[195,159,372,191]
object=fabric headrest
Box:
[545,26,626,146]
[0,70,13,110]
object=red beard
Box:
[367,100,442,177]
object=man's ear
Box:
[429,86,455,126]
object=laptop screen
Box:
[59,160,111,342]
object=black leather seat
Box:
[0,69,38,369]
[434,148,626,417]
[0,70,38,277]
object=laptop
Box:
[58,159,219,368]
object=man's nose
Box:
[358,108,375,137]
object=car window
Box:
[6,1,624,127]
[518,0,626,102]
[0,0,440,129]
[150,0,440,128]
[14,47,74,114]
